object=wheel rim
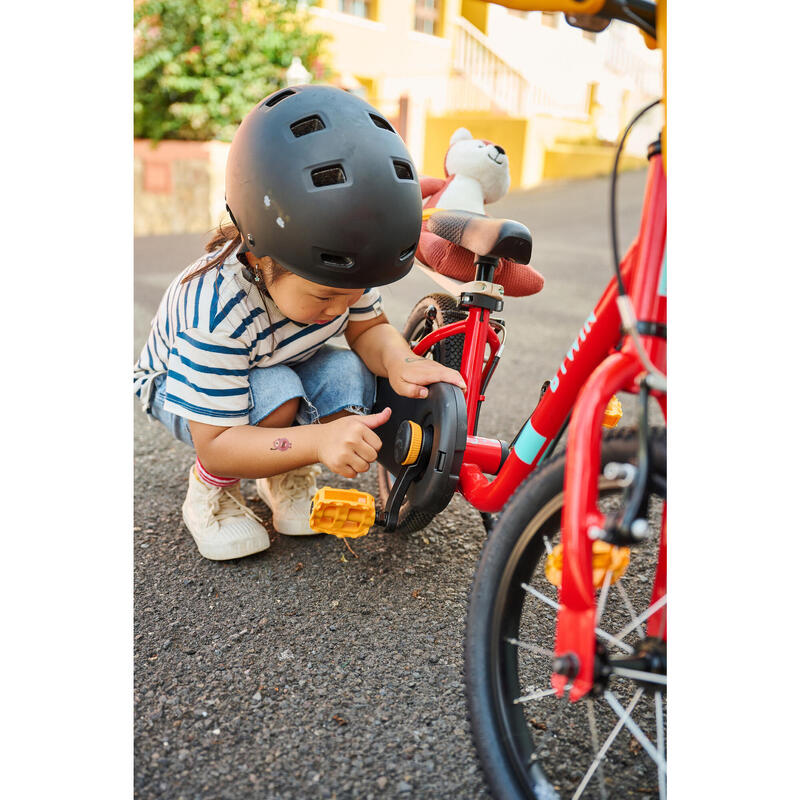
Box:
[488,481,667,800]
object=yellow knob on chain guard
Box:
[309,487,376,538]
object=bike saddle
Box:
[427,209,533,265]
[373,377,467,515]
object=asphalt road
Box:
[134,169,650,800]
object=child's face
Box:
[267,270,366,325]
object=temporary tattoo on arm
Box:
[270,438,292,452]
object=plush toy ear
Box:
[449,127,472,145]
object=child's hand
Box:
[387,356,467,400]
[317,407,391,478]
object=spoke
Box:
[595,628,634,654]
[571,688,644,799]
[514,686,559,705]
[585,699,608,800]
[614,594,667,642]
[505,636,553,658]
[614,580,645,637]
[655,690,667,800]
[521,582,558,611]
[603,690,666,772]
[522,582,634,654]
[595,568,613,625]
[611,666,667,685]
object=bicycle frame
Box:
[413,147,667,701]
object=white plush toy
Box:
[417,128,543,297]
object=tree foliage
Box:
[134,0,329,142]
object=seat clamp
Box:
[460,280,505,301]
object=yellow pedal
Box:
[602,394,623,429]
[545,541,630,589]
[309,487,376,538]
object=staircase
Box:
[449,16,587,119]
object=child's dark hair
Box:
[180,221,291,352]
[181,222,290,285]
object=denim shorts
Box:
[147,345,377,448]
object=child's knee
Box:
[256,396,300,428]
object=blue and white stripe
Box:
[134,246,383,425]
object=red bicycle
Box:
[310,1,666,796]
[377,4,665,798]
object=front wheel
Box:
[465,428,667,800]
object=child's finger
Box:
[392,376,429,399]
[354,441,379,464]
[359,407,391,429]
[362,428,383,452]
[348,454,371,474]
[437,366,467,390]
[408,362,466,390]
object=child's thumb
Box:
[360,406,392,429]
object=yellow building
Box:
[306,1,662,188]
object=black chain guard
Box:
[373,377,467,515]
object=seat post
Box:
[474,256,499,283]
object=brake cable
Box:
[610,97,666,392]
[618,0,657,40]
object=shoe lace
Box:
[274,465,322,502]
[207,485,264,524]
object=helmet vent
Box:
[264,89,295,107]
[311,165,347,187]
[290,115,325,137]
[393,160,414,180]
[320,253,355,269]
[370,114,395,132]
[399,243,417,261]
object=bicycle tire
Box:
[465,427,667,800]
[377,293,466,533]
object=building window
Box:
[541,11,559,28]
[415,0,441,36]
[339,0,374,19]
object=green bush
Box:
[134,0,329,143]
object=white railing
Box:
[450,16,588,119]
[602,22,662,97]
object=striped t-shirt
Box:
[134,244,384,426]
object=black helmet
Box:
[225,84,422,289]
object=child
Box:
[134,85,466,560]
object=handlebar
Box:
[483,1,606,12]
[480,1,658,42]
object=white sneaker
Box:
[256,464,322,535]
[182,468,271,560]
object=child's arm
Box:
[346,314,467,399]
[189,406,390,480]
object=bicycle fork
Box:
[553,350,667,701]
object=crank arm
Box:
[377,426,432,532]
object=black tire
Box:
[465,427,667,800]
[377,293,466,532]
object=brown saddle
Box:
[427,209,533,265]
